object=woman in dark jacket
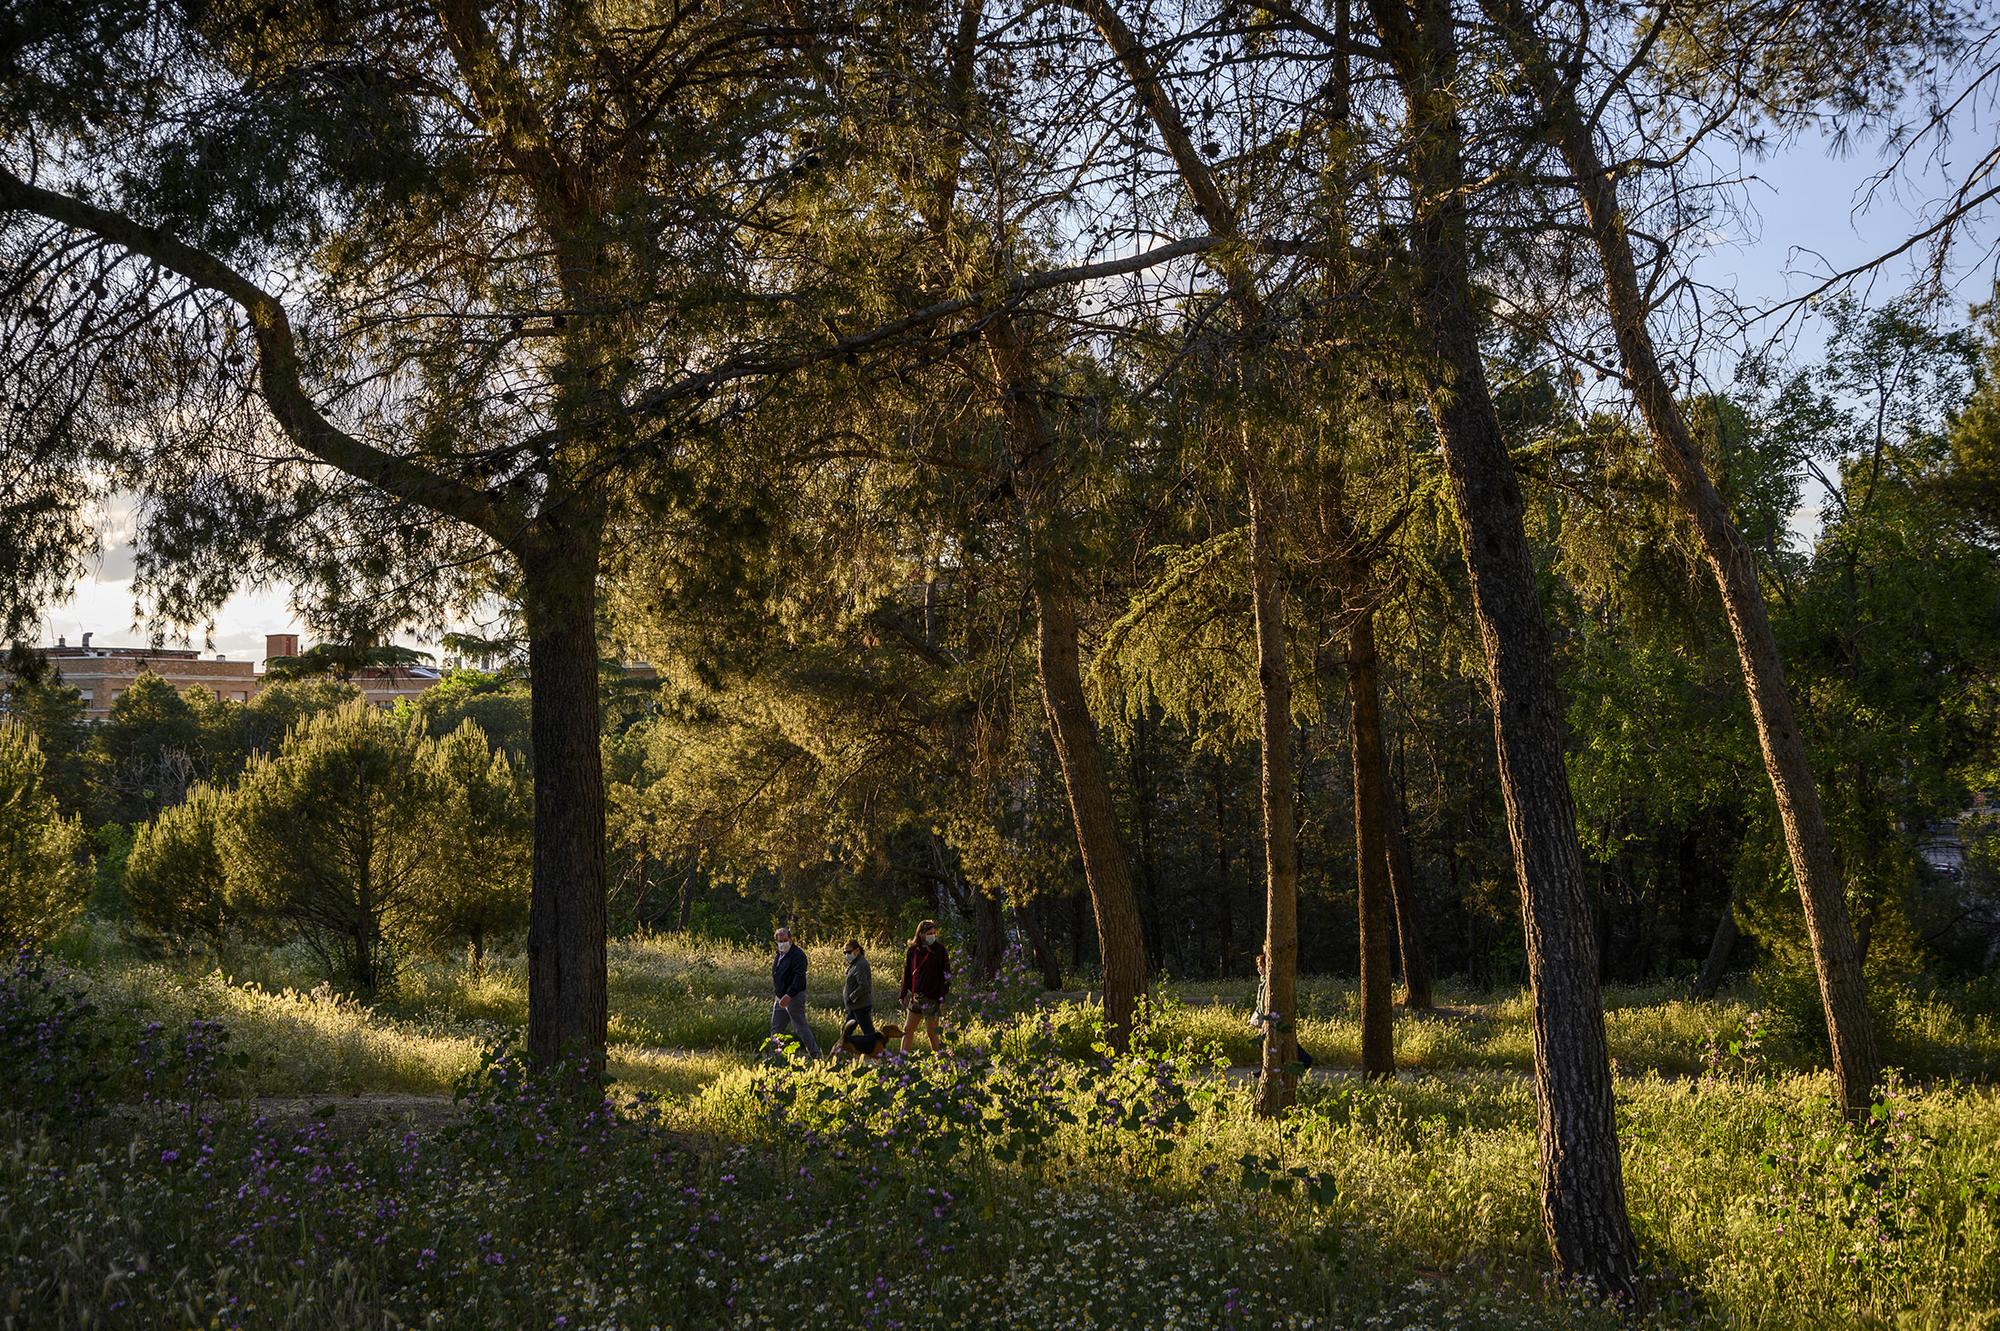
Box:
[843,939,878,1047]
[898,919,950,1052]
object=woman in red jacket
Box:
[898,918,950,1052]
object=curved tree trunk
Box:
[521,536,609,1075]
[1035,577,1150,1043]
[1059,0,1305,1101]
[1250,471,1302,1116]
[1483,0,1880,1114]
[985,310,1150,1047]
[1695,896,1741,1000]
[1365,0,1639,1297]
[1343,597,1398,1078]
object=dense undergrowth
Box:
[4,932,1999,1329]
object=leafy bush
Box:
[753,1013,1234,1179]
[404,721,530,973]
[223,703,434,996]
[125,782,233,948]
[0,718,90,944]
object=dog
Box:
[834,1019,906,1061]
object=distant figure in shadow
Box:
[1252,948,1315,1071]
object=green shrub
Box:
[125,784,233,948]
[223,703,433,996]
[404,721,530,973]
[0,719,90,944]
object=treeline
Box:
[26,293,2000,1012]
[0,672,532,994]
[5,301,1999,1002]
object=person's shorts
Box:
[905,996,942,1017]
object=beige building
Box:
[33,634,260,720]
[16,631,444,720]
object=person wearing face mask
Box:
[769,927,820,1058]
[898,919,950,1053]
[842,939,877,1048]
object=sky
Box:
[32,87,2000,662]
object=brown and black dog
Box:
[835,1020,906,1061]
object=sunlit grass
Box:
[84,963,489,1097]
[11,926,2000,1328]
[61,929,2000,1101]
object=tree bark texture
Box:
[1035,578,1151,1044]
[522,538,609,1075]
[1365,0,1640,1296]
[985,313,1150,1046]
[1250,473,1302,1116]
[1343,596,1399,1078]
[1483,0,1879,1113]
[972,883,1006,981]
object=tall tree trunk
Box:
[1021,899,1064,990]
[1365,0,1638,1296]
[985,310,1149,1046]
[1064,0,1308,1075]
[1387,752,1434,1010]
[972,882,1005,981]
[1036,577,1151,1044]
[521,538,609,1075]
[1250,471,1302,1116]
[1483,0,1880,1113]
[1215,756,1235,975]
[1343,595,1398,1078]
[916,0,1146,1040]
[1695,899,1740,1000]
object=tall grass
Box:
[6,929,1999,1328]
[56,929,2000,1096]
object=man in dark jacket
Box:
[770,927,820,1058]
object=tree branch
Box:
[0,167,526,544]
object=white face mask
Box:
[776,940,792,954]
[924,933,939,945]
